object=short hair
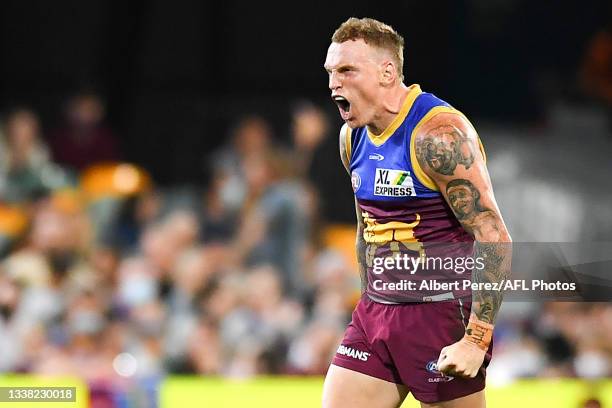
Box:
[332,17,405,81]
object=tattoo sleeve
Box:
[471,241,511,324]
[416,124,476,176]
[416,114,511,330]
[445,178,511,324]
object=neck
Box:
[367,83,411,136]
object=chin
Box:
[346,117,364,128]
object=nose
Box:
[328,71,341,91]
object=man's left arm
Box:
[414,111,512,378]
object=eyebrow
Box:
[324,64,355,73]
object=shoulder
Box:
[414,111,477,144]
[413,110,483,178]
[338,123,352,146]
[338,123,352,173]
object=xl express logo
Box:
[374,168,416,197]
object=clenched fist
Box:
[436,338,486,378]
[437,313,493,378]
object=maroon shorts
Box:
[331,295,493,403]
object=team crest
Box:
[351,171,361,192]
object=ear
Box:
[379,60,397,85]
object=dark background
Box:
[1,0,609,186]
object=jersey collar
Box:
[367,84,422,146]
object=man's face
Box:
[324,39,384,128]
[424,140,453,174]
[447,185,476,217]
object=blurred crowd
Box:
[489,302,612,386]
[0,92,358,405]
[0,89,611,407]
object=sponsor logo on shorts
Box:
[425,360,454,383]
[336,345,370,362]
[374,168,415,197]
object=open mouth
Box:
[333,95,351,114]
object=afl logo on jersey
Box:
[351,171,361,192]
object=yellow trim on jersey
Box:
[367,84,422,146]
[409,106,487,192]
[344,124,352,160]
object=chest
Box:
[350,128,421,201]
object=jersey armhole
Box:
[409,106,486,192]
[344,124,353,161]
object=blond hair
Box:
[332,17,404,81]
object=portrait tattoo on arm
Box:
[416,124,476,176]
[416,118,512,332]
[445,179,510,325]
[446,179,501,239]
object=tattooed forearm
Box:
[445,179,511,324]
[416,124,476,176]
[472,242,510,323]
[415,115,511,328]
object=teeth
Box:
[333,95,350,113]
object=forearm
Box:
[470,238,512,325]
[414,111,513,375]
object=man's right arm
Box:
[339,124,368,293]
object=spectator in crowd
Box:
[200,171,240,243]
[0,108,69,203]
[233,148,311,298]
[49,90,121,171]
[206,115,273,214]
[290,101,329,177]
[288,102,354,223]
